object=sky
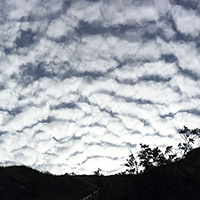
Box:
[0,0,200,175]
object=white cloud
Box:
[0,0,199,175]
[170,74,200,98]
[5,0,37,20]
[0,22,19,50]
[172,42,200,74]
[168,98,200,114]
[172,5,200,37]
[113,81,181,104]
[153,0,171,16]
[157,21,176,40]
[46,16,77,39]
[100,0,159,26]
[5,0,63,20]
[0,111,11,126]
[13,146,39,166]
[111,61,178,81]
[0,89,19,110]
[174,112,200,129]
[67,0,159,28]
[5,105,50,132]
[67,0,102,23]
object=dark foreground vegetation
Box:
[0,165,95,200]
[1,126,200,200]
[89,147,200,200]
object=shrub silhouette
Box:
[125,126,200,174]
[125,144,177,174]
[94,168,102,176]
[178,126,200,158]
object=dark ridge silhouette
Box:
[0,147,200,199]
[86,147,200,200]
[0,166,95,200]
[1,126,200,200]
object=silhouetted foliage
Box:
[178,126,200,158]
[125,144,177,174]
[0,126,200,200]
[125,126,200,174]
[98,147,200,200]
[94,168,102,176]
[124,152,138,174]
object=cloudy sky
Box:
[0,0,200,175]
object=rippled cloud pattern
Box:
[0,0,200,175]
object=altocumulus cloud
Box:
[0,0,199,175]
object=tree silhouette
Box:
[94,168,102,176]
[125,152,139,174]
[125,126,200,174]
[125,144,177,174]
[178,126,200,158]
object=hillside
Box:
[0,166,94,200]
[90,147,200,200]
[0,147,200,200]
